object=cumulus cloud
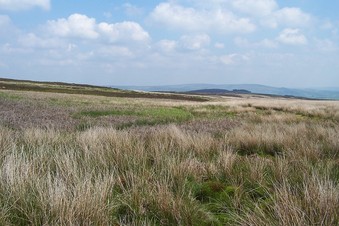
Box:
[180,34,210,50]
[277,28,307,45]
[0,0,50,11]
[46,14,150,43]
[150,2,256,34]
[98,21,150,43]
[262,7,311,28]
[274,7,311,27]
[5,13,151,68]
[46,14,99,39]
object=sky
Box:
[0,0,338,88]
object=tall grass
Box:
[0,90,338,225]
[0,120,338,225]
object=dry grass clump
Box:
[1,121,338,225]
[0,90,338,225]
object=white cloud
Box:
[220,54,236,65]
[47,14,99,39]
[0,0,50,11]
[45,14,150,43]
[98,21,150,43]
[232,0,278,17]
[156,39,177,52]
[96,46,134,58]
[150,3,205,30]
[180,34,210,50]
[150,2,256,34]
[234,37,250,47]
[277,28,307,45]
[274,7,311,27]
[219,53,249,65]
[5,14,151,68]
[262,7,311,28]
[18,33,65,49]
[257,38,278,48]
[2,43,31,54]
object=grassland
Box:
[0,81,338,225]
[0,78,207,102]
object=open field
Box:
[0,84,339,225]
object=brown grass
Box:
[0,89,338,225]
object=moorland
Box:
[0,78,338,225]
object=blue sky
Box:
[0,0,338,87]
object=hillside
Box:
[0,79,338,225]
[113,84,339,100]
[0,78,208,102]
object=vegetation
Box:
[0,82,338,225]
[0,78,208,102]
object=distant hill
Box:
[113,84,339,100]
[187,89,251,95]
[0,78,208,102]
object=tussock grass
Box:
[0,90,338,225]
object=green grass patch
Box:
[77,107,193,127]
[235,141,284,157]
[78,109,136,117]
[0,91,23,100]
[188,179,272,225]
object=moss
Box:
[193,181,226,202]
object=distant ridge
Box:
[112,84,339,100]
[187,89,251,95]
[0,78,208,102]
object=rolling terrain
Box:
[114,83,339,100]
[0,79,338,225]
[0,78,208,102]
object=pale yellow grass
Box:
[0,90,339,225]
